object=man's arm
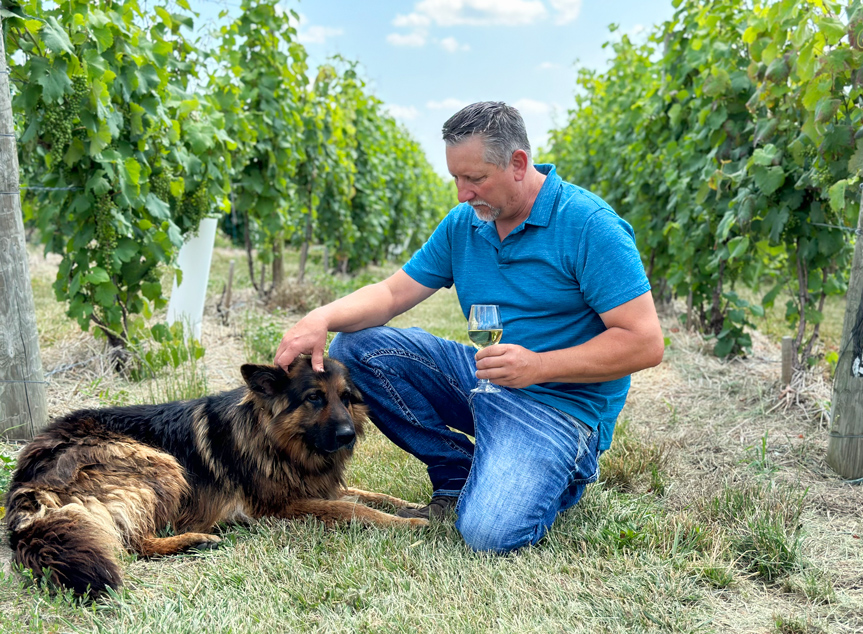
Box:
[475,291,664,387]
[274,270,437,372]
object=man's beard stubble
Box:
[469,199,502,222]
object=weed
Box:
[599,420,668,494]
[781,570,837,605]
[0,450,15,516]
[773,614,825,634]
[242,310,286,364]
[745,430,777,475]
[701,482,806,582]
[79,377,132,407]
[698,564,736,589]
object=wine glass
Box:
[468,304,503,394]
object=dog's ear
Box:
[241,364,289,397]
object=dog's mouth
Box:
[315,440,354,455]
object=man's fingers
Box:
[311,348,325,373]
[274,344,296,371]
[475,344,507,361]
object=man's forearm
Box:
[309,281,400,333]
[535,327,665,384]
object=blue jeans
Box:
[329,326,599,553]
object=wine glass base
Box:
[471,384,501,394]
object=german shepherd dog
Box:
[4,358,425,597]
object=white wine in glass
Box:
[468,304,502,394]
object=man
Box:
[274,101,664,553]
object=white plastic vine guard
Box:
[166,217,218,341]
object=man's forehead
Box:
[446,144,499,174]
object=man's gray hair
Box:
[441,101,531,169]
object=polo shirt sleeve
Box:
[576,209,651,314]
[402,210,455,289]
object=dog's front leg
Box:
[280,498,427,527]
[340,487,425,510]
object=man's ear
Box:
[241,364,288,397]
[510,149,530,181]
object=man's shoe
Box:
[396,495,458,520]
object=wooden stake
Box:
[781,336,793,387]
[225,259,235,312]
[827,195,863,479]
[0,20,48,439]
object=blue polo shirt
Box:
[402,164,650,450]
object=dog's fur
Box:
[4,358,424,596]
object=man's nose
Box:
[457,185,474,204]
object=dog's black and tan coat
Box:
[4,358,424,596]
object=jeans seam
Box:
[365,355,473,460]
[363,347,470,397]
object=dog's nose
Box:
[335,423,355,448]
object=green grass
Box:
[3,243,862,633]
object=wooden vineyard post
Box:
[781,336,793,386]
[0,17,48,439]
[827,195,863,479]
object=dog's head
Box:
[240,358,367,458]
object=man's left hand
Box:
[474,344,543,389]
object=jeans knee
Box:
[328,331,355,364]
[329,330,378,368]
[455,506,539,554]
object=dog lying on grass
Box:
[4,358,425,597]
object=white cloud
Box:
[538,61,560,70]
[512,98,551,115]
[406,0,547,27]
[298,25,345,45]
[393,13,432,28]
[550,0,582,24]
[439,36,470,52]
[386,31,428,47]
[291,12,343,45]
[427,98,471,110]
[386,104,421,121]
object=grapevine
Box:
[544,0,861,365]
[8,0,231,360]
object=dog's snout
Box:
[335,422,356,448]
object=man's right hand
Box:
[273,310,329,372]
[272,270,436,373]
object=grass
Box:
[2,242,862,633]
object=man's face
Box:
[445,136,514,222]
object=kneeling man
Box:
[274,101,664,552]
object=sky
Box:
[189,0,679,177]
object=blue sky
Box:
[190,0,678,176]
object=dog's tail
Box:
[6,491,124,596]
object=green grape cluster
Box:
[95,194,119,268]
[43,102,73,168]
[150,170,173,203]
[179,181,210,228]
[41,75,88,170]
[71,74,89,102]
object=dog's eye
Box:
[306,392,323,403]
[341,394,352,407]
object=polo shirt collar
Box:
[469,163,561,232]
[526,164,560,228]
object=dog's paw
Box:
[191,535,222,551]
[406,518,429,527]
[401,501,425,509]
